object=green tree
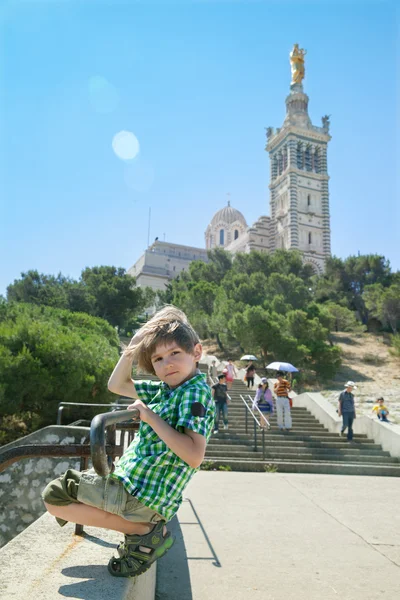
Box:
[365,284,400,333]
[7,270,70,308]
[0,303,119,432]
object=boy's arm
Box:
[130,400,206,468]
[108,354,138,399]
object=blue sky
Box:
[0,0,398,295]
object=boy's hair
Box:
[217,374,226,381]
[377,397,384,402]
[277,371,284,377]
[124,305,200,375]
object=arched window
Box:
[297,143,303,169]
[307,194,311,206]
[314,149,319,173]
[305,146,312,171]
[308,232,312,244]
[219,229,224,245]
[234,229,239,240]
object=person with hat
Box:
[338,381,357,441]
[252,378,274,428]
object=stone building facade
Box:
[127,240,209,291]
[129,46,331,290]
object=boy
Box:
[42,306,215,578]
[211,373,229,433]
[372,397,389,422]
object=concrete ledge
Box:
[0,512,156,600]
[294,392,400,458]
[295,392,342,433]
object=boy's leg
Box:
[222,403,228,428]
[214,404,220,431]
[44,501,152,535]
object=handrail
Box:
[57,401,131,425]
[239,394,261,428]
[247,394,271,430]
[0,443,92,473]
[90,408,139,477]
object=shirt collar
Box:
[160,371,206,393]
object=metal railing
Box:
[239,394,267,460]
[90,408,139,476]
[0,404,140,535]
[57,400,131,425]
[246,394,271,431]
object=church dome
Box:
[210,202,247,228]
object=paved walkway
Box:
[157,472,400,600]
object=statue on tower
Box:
[290,43,306,85]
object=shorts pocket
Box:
[77,472,124,516]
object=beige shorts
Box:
[42,468,163,525]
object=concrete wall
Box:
[0,512,156,599]
[295,392,400,457]
[0,425,89,548]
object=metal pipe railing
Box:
[246,394,271,430]
[90,408,139,477]
[57,401,131,425]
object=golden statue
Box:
[290,43,306,85]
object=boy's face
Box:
[220,377,226,384]
[151,341,202,388]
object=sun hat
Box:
[344,381,357,389]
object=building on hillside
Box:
[129,44,332,291]
[127,240,209,291]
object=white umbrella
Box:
[266,361,298,373]
[240,354,258,361]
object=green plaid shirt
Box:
[111,372,214,522]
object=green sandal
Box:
[108,521,175,578]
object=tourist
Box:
[273,371,292,431]
[225,359,237,390]
[212,373,229,433]
[252,378,273,428]
[338,381,357,441]
[42,306,215,578]
[245,360,256,389]
[208,360,218,382]
[372,397,389,422]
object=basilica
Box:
[128,45,332,291]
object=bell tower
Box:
[265,44,331,274]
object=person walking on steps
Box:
[212,374,230,433]
[42,306,215,579]
[273,371,292,431]
[245,361,256,389]
[338,381,357,441]
[224,359,237,390]
[252,378,273,428]
[208,360,218,382]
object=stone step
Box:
[205,450,398,464]
[207,442,391,456]
[211,431,371,442]
[202,458,400,477]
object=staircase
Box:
[205,375,400,477]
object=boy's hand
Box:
[128,399,152,423]
[126,328,146,350]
